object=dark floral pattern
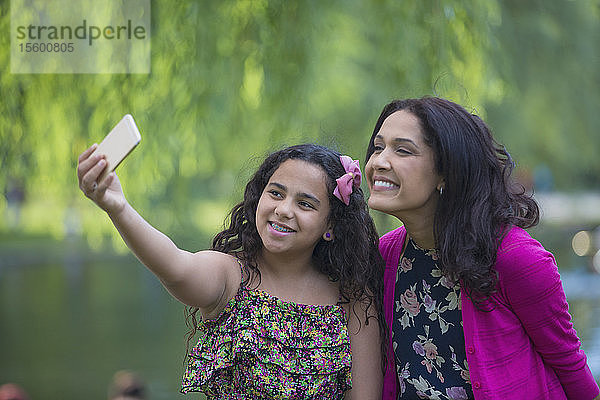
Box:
[392,238,473,400]
[181,283,351,399]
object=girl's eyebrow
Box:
[268,182,321,205]
[375,134,419,148]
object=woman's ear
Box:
[436,179,445,193]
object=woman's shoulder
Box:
[379,226,406,251]
[497,226,553,262]
[495,225,559,285]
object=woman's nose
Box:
[370,150,391,170]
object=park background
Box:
[1,0,600,398]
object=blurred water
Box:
[0,240,599,399]
[0,255,187,400]
[562,271,600,379]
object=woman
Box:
[364,97,599,400]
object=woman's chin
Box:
[368,196,394,213]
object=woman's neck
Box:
[397,213,436,249]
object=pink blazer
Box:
[380,226,599,400]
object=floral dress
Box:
[181,275,352,399]
[392,238,473,400]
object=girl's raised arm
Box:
[77,144,239,313]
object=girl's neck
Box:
[257,250,316,280]
[255,250,339,306]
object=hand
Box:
[77,144,127,216]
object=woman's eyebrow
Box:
[375,134,419,147]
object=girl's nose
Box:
[274,199,293,218]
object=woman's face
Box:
[365,110,443,221]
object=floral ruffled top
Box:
[393,238,473,400]
[181,272,352,399]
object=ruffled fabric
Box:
[181,286,352,399]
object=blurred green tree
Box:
[1,0,598,246]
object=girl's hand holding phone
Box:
[77,144,127,216]
[77,114,141,216]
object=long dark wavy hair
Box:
[185,144,387,368]
[365,97,539,303]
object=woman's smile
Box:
[371,176,400,191]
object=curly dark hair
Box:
[365,97,539,304]
[185,144,386,368]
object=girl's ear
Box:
[323,227,334,241]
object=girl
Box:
[77,143,385,399]
[363,97,600,400]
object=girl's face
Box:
[256,159,333,258]
[365,110,443,221]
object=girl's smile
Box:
[268,221,296,235]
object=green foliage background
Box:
[1,0,600,248]
[1,1,600,398]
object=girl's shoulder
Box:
[194,250,244,284]
[193,250,243,267]
[194,251,243,320]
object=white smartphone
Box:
[91,114,141,181]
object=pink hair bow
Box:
[333,155,362,205]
